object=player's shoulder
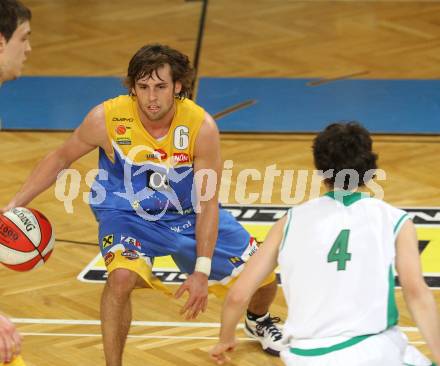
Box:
[292,193,386,212]
[193,112,220,158]
[76,103,107,147]
[287,196,328,216]
[83,103,105,127]
[178,97,205,112]
[193,108,218,141]
[177,98,206,123]
[353,195,402,212]
[201,111,218,132]
[339,194,408,223]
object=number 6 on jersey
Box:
[174,126,189,150]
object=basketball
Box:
[0,207,55,271]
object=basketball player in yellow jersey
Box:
[0,0,31,364]
[2,44,284,366]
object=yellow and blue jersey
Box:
[91,95,257,289]
[90,95,204,216]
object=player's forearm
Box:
[7,150,70,208]
[403,286,440,363]
[195,200,219,258]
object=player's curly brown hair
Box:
[124,44,194,99]
[313,122,378,189]
[0,0,31,42]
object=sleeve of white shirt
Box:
[389,205,410,237]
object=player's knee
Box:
[106,268,137,297]
[227,288,249,306]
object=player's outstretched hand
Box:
[0,314,22,363]
[209,340,237,365]
[175,272,208,319]
[0,203,14,214]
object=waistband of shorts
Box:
[150,207,194,215]
[289,334,373,356]
[94,206,195,216]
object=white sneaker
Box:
[244,313,286,356]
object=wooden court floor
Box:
[1,1,440,365]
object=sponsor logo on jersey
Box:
[121,235,141,249]
[104,252,114,266]
[116,125,127,135]
[112,117,134,122]
[170,220,192,233]
[115,125,132,145]
[240,237,258,262]
[116,139,132,145]
[146,170,170,191]
[146,149,168,160]
[102,234,114,249]
[173,153,190,164]
[229,256,245,267]
[121,249,139,260]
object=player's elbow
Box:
[401,278,430,301]
[47,149,71,170]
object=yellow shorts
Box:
[97,208,273,297]
[105,249,276,298]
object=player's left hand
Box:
[0,204,13,214]
[175,271,208,319]
[209,340,237,364]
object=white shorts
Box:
[280,327,433,366]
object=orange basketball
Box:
[0,207,55,271]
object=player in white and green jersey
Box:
[210,122,440,366]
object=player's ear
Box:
[0,33,6,53]
[174,81,182,95]
[131,87,136,96]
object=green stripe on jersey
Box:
[394,213,409,234]
[290,334,372,356]
[387,265,399,327]
[324,191,369,206]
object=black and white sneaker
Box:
[244,313,285,356]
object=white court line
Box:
[12,318,237,328]
[20,332,256,341]
[19,332,426,346]
[400,326,420,332]
[12,318,421,333]
[15,318,424,345]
